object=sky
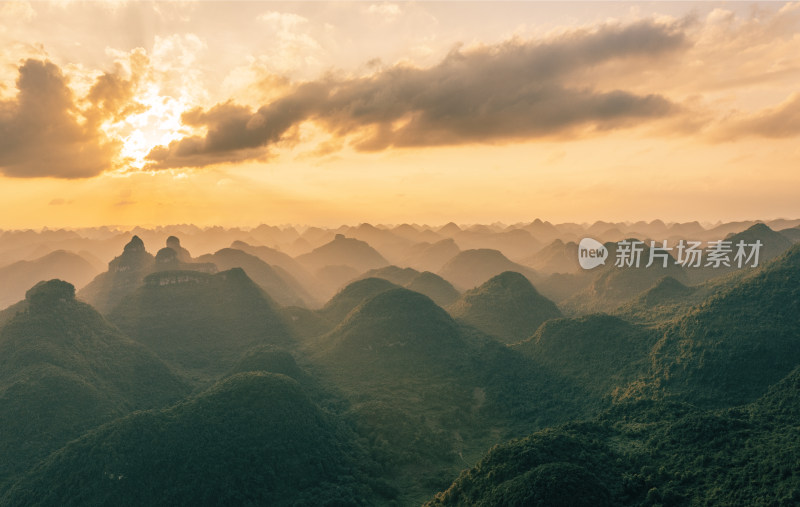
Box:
[0,1,799,228]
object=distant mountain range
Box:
[0,250,99,309]
[1,218,799,505]
[438,248,539,290]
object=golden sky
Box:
[0,1,799,228]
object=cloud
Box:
[146,20,685,169]
[717,93,800,140]
[258,11,309,29]
[367,3,402,19]
[0,59,122,178]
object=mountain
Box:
[724,222,792,262]
[0,250,99,310]
[313,264,363,299]
[1,372,379,506]
[318,277,401,325]
[614,275,700,325]
[248,224,301,248]
[165,235,192,262]
[449,271,561,344]
[685,223,794,284]
[230,240,319,296]
[406,271,460,307]
[535,271,594,303]
[520,239,580,274]
[356,266,460,307]
[646,243,800,407]
[296,234,389,273]
[316,288,466,369]
[391,223,441,244]
[779,226,800,243]
[343,223,414,264]
[454,229,542,262]
[358,265,421,286]
[0,280,189,481]
[108,268,292,380]
[78,236,155,314]
[438,249,538,290]
[153,245,216,274]
[310,287,591,502]
[563,240,688,314]
[428,364,800,507]
[197,248,316,307]
[437,222,462,237]
[630,275,694,308]
[228,346,312,386]
[520,218,561,243]
[426,425,620,507]
[514,314,657,401]
[402,238,461,272]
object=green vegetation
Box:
[646,243,800,407]
[515,314,657,403]
[406,271,460,307]
[2,372,382,506]
[318,277,401,325]
[358,267,461,307]
[360,266,422,286]
[0,280,189,483]
[108,268,292,381]
[197,248,316,307]
[427,367,800,506]
[2,232,799,506]
[309,287,591,504]
[449,271,561,344]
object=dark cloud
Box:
[86,64,146,124]
[718,93,800,140]
[147,20,686,169]
[0,59,123,178]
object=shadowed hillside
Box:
[0,280,189,482]
[563,241,688,314]
[78,236,155,314]
[1,372,380,506]
[310,287,591,503]
[197,248,316,307]
[318,277,402,325]
[407,271,461,307]
[108,268,292,381]
[426,366,800,506]
[644,243,800,407]
[357,267,461,307]
[515,314,657,402]
[449,271,561,344]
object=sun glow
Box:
[102,83,196,170]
